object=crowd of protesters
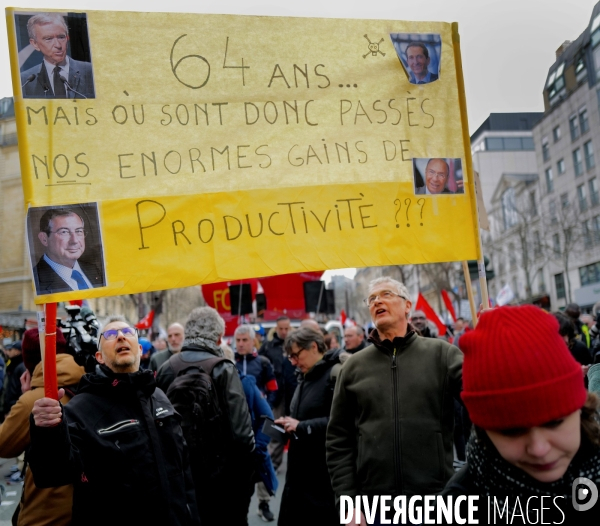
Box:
[0,278,599,524]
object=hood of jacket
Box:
[235,350,259,362]
[303,348,342,380]
[76,365,157,398]
[31,353,85,389]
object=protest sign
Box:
[6,8,482,303]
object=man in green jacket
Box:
[326,277,463,515]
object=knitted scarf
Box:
[466,431,600,512]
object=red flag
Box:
[441,290,457,322]
[340,309,347,326]
[135,310,155,330]
[415,293,446,336]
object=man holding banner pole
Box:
[29,316,200,526]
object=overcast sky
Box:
[1,0,597,131]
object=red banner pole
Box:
[44,303,58,400]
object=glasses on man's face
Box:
[364,290,406,306]
[48,228,86,239]
[412,316,426,321]
[288,348,307,362]
[99,327,138,342]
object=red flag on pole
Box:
[415,293,446,336]
[340,309,347,326]
[440,290,457,322]
[135,310,155,330]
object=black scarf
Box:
[466,430,600,513]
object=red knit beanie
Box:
[460,305,587,430]
[21,328,68,375]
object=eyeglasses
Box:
[48,228,86,239]
[288,348,307,362]
[412,316,426,320]
[364,290,406,306]
[99,327,138,342]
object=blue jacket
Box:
[239,374,278,495]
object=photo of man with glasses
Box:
[30,205,105,295]
[413,157,465,195]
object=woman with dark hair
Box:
[553,311,592,366]
[442,305,600,520]
[276,327,342,526]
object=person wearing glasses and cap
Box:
[34,208,104,295]
[28,317,200,526]
[326,277,463,524]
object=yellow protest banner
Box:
[6,8,481,303]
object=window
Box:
[553,233,561,256]
[545,168,554,193]
[573,148,583,176]
[583,220,592,245]
[580,261,600,286]
[561,192,569,209]
[509,243,516,270]
[501,187,518,230]
[557,158,566,175]
[590,178,599,206]
[483,137,535,151]
[594,215,600,243]
[570,115,580,141]
[522,137,535,150]
[529,191,537,217]
[538,269,546,293]
[580,108,590,134]
[542,137,550,162]
[497,255,505,276]
[553,126,561,142]
[578,184,588,211]
[533,230,542,258]
[584,140,595,170]
[555,273,566,299]
[549,199,557,224]
[547,63,565,106]
[575,55,587,82]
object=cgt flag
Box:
[415,292,446,336]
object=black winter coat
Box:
[29,366,199,526]
[278,349,341,526]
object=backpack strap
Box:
[168,352,228,377]
[330,362,342,383]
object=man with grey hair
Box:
[150,322,185,372]
[20,12,95,99]
[234,324,278,521]
[157,307,255,526]
[326,277,463,521]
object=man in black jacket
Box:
[157,307,255,526]
[29,317,200,526]
[259,316,294,473]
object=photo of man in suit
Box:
[415,158,452,195]
[19,13,95,99]
[33,207,104,295]
[406,42,438,85]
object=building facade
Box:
[485,2,600,312]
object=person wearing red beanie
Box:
[442,305,600,519]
